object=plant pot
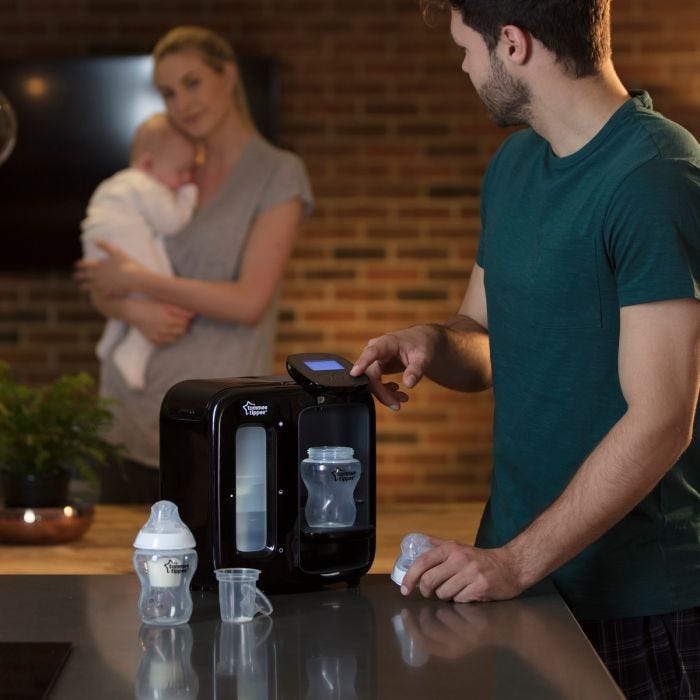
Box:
[2,471,70,508]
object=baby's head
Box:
[130,113,196,190]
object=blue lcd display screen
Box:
[304,359,344,371]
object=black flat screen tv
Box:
[0,55,278,270]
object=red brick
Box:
[1,0,693,504]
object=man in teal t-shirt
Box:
[352,0,699,696]
[474,87,700,621]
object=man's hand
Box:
[400,537,525,603]
[350,325,441,410]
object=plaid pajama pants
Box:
[580,606,700,699]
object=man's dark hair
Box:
[423,0,611,78]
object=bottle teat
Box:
[391,532,433,586]
[133,500,196,550]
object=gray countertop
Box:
[0,574,622,699]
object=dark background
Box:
[0,54,278,270]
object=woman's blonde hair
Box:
[152,26,256,131]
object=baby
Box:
[81,113,198,390]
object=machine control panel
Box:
[286,353,368,395]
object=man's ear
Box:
[499,25,531,66]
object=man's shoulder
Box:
[607,96,700,200]
[625,93,699,162]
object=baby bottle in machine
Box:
[301,446,361,528]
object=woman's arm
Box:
[75,199,304,326]
[90,293,194,346]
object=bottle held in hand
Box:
[391,532,434,586]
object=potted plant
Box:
[0,361,120,508]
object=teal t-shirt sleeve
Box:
[476,225,486,267]
[476,163,492,268]
[475,140,505,269]
[604,158,700,306]
[475,216,485,269]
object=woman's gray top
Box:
[100,136,314,467]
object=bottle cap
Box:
[133,500,196,550]
[391,532,433,586]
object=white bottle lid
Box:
[390,532,433,586]
[133,500,196,550]
[391,562,408,586]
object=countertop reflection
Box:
[0,575,622,699]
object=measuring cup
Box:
[214,568,273,623]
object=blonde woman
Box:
[76,26,313,502]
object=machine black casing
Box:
[160,370,376,592]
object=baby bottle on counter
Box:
[133,500,197,626]
[391,532,434,586]
[301,446,361,528]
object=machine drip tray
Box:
[299,526,374,574]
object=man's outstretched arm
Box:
[350,263,492,409]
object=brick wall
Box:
[0,0,698,502]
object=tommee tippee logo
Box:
[163,559,189,575]
[242,400,269,417]
[332,468,357,482]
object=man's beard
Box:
[477,53,532,128]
